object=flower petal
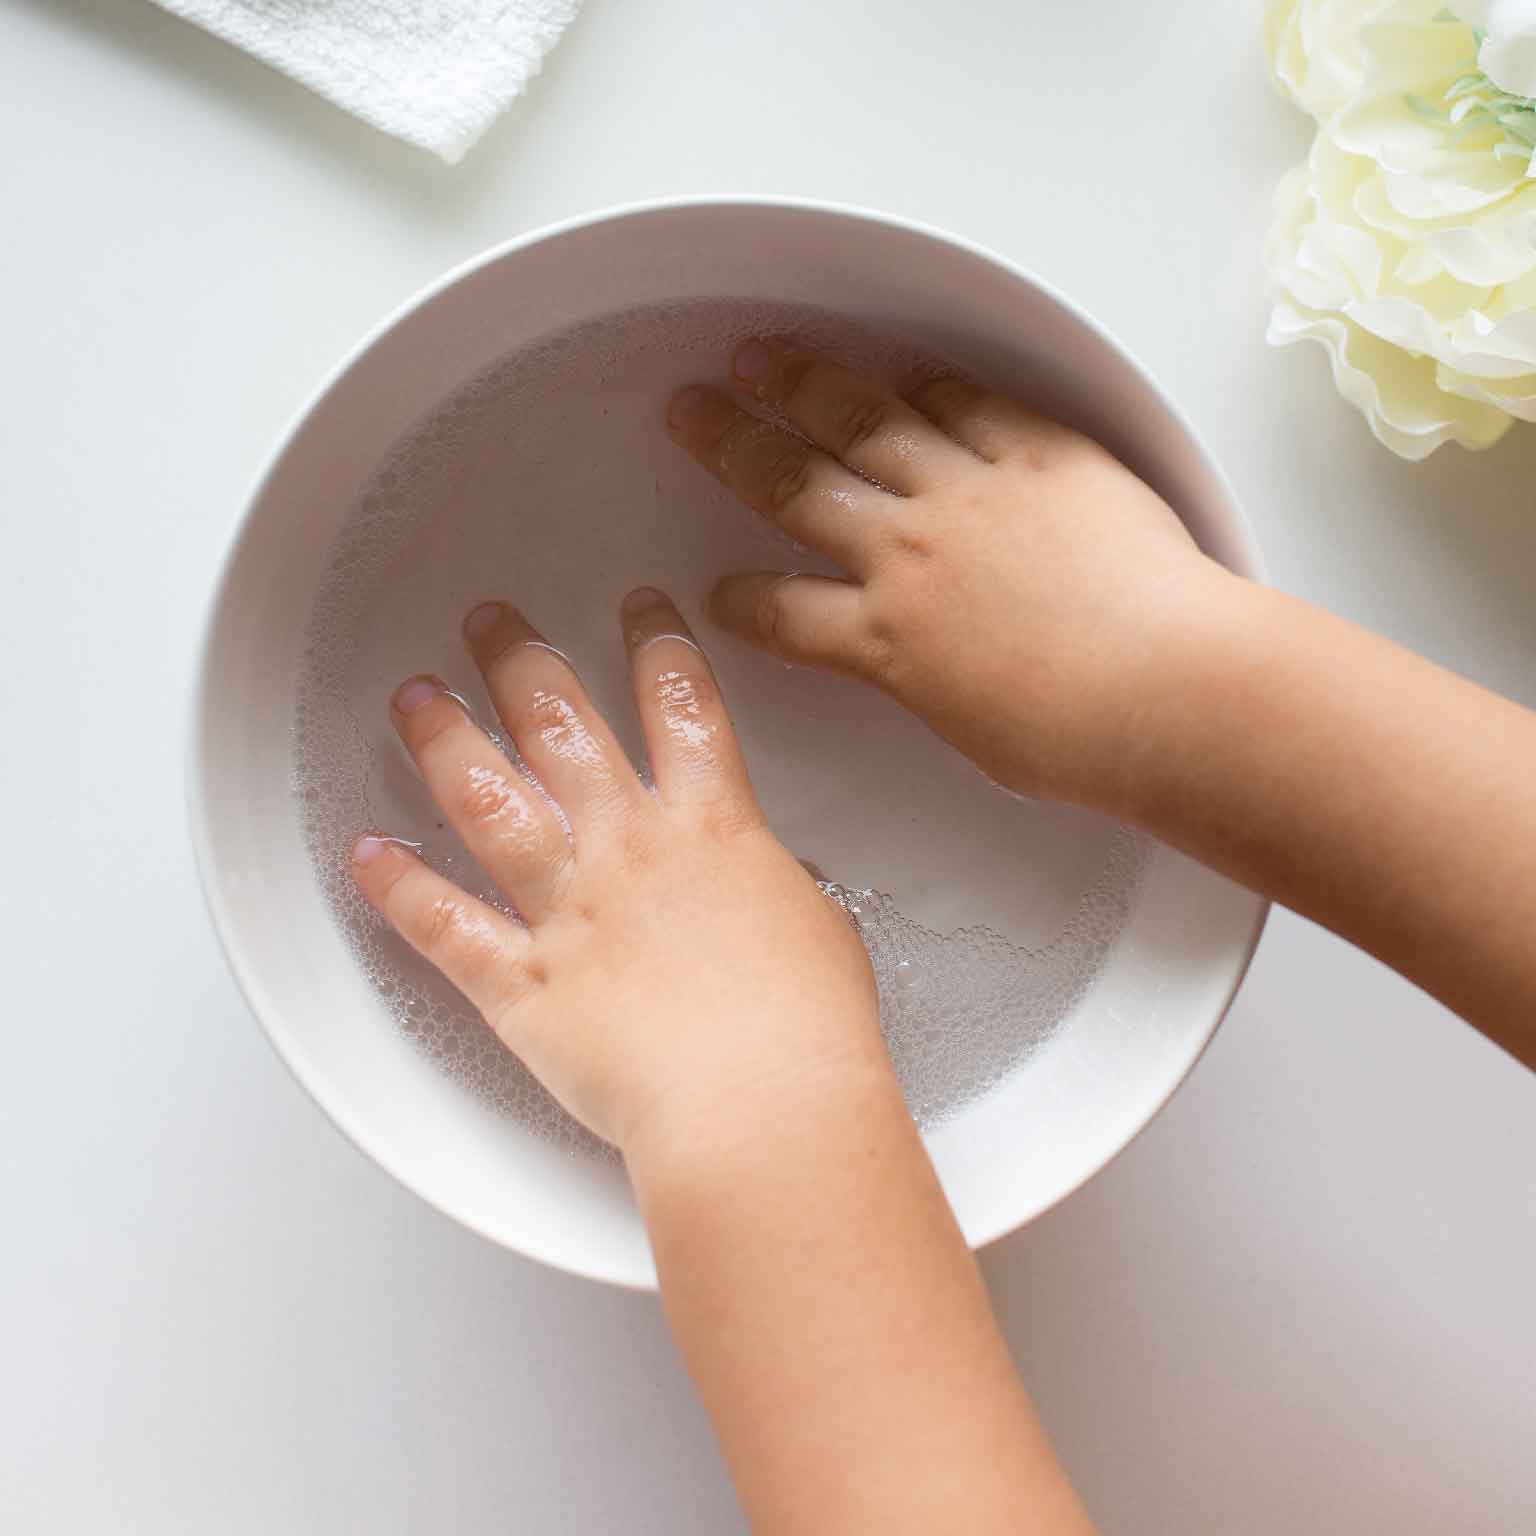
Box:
[1268,297,1514,455]
[1468,2,1536,98]
[1420,204,1536,283]
[1438,361,1536,420]
[1266,0,1401,120]
[1448,305,1536,369]
[1379,152,1527,217]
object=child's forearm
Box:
[1120,573,1536,1064]
[629,1063,1097,1536]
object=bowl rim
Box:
[187,192,1270,1289]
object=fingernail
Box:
[393,675,442,714]
[623,587,699,653]
[667,385,710,432]
[353,834,389,866]
[464,601,504,640]
[734,338,775,386]
[621,586,669,619]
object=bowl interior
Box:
[194,201,1266,1288]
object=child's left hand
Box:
[350,588,884,1155]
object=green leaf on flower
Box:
[1401,57,1536,174]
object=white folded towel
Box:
[150,0,584,163]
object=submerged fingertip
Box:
[623,588,704,659]
[352,834,390,867]
[620,585,669,619]
[463,600,505,641]
[666,385,712,433]
[352,833,421,869]
[393,675,445,715]
[733,337,776,387]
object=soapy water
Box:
[816,827,1146,1125]
[292,297,1151,1154]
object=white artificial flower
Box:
[1457,1,1536,99]
[1265,0,1392,120]
[1265,0,1536,456]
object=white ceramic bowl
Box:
[191,197,1268,1289]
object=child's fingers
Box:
[463,602,643,836]
[666,384,888,575]
[351,835,536,1027]
[904,375,1056,464]
[388,675,573,922]
[706,573,871,675]
[730,338,977,495]
[620,587,756,813]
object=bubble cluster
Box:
[819,825,1148,1126]
[289,346,614,1157]
[291,297,1151,1152]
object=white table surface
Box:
[5,1,1535,1530]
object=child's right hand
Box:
[667,338,1237,815]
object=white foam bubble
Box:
[291,297,1150,1152]
[819,823,1148,1126]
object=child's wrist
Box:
[623,1044,907,1213]
[1107,567,1283,831]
